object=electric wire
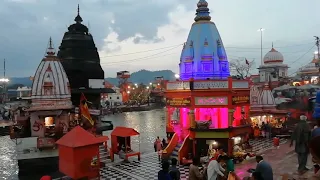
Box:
[101,44,182,65]
[286,45,315,64]
[99,43,183,58]
[98,41,313,58]
[106,52,180,66]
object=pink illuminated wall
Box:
[194,108,228,128]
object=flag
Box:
[80,93,94,126]
[245,58,249,65]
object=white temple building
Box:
[296,54,320,85]
[30,39,72,111]
[257,44,289,88]
[250,83,286,126]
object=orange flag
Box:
[80,93,94,126]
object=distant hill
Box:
[105,69,176,85]
[8,69,176,88]
[8,77,33,88]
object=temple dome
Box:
[30,38,72,110]
[259,83,276,109]
[263,46,284,64]
[179,0,229,80]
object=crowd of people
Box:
[253,122,272,139]
[157,147,274,180]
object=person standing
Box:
[312,119,320,174]
[265,122,272,139]
[255,155,273,180]
[188,157,203,180]
[158,161,172,180]
[222,155,236,178]
[290,115,311,175]
[169,158,180,180]
[207,155,225,180]
[309,136,320,179]
[261,122,266,138]
[155,136,163,160]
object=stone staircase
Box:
[99,145,111,164]
[170,143,182,160]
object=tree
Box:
[229,58,255,79]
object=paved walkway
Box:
[98,138,288,180]
[235,142,315,180]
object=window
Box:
[281,72,285,77]
[117,97,119,99]
[110,97,112,99]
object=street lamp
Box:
[175,74,180,80]
[134,83,138,87]
[146,86,149,89]
[0,78,9,82]
[257,28,265,65]
[149,82,152,85]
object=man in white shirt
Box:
[207,155,225,180]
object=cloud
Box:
[0,0,193,77]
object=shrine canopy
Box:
[111,127,139,137]
[56,126,108,147]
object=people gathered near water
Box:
[290,115,311,175]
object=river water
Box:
[0,109,166,180]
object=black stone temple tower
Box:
[58,5,111,106]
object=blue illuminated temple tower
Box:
[179,0,230,80]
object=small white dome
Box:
[263,48,284,64]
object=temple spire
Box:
[194,0,211,22]
[77,4,80,16]
[46,37,55,56]
[74,4,83,23]
[272,42,273,48]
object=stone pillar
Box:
[189,109,196,128]
[227,138,234,156]
[228,109,234,127]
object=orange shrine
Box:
[56,126,108,180]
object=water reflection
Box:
[0,109,166,179]
[102,109,166,153]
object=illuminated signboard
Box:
[195,97,228,106]
[166,98,191,107]
[232,96,250,105]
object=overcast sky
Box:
[1,0,319,78]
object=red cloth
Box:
[40,175,52,180]
[80,93,94,126]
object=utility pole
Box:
[315,36,320,67]
[2,59,5,104]
[258,28,265,65]
[4,58,5,78]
